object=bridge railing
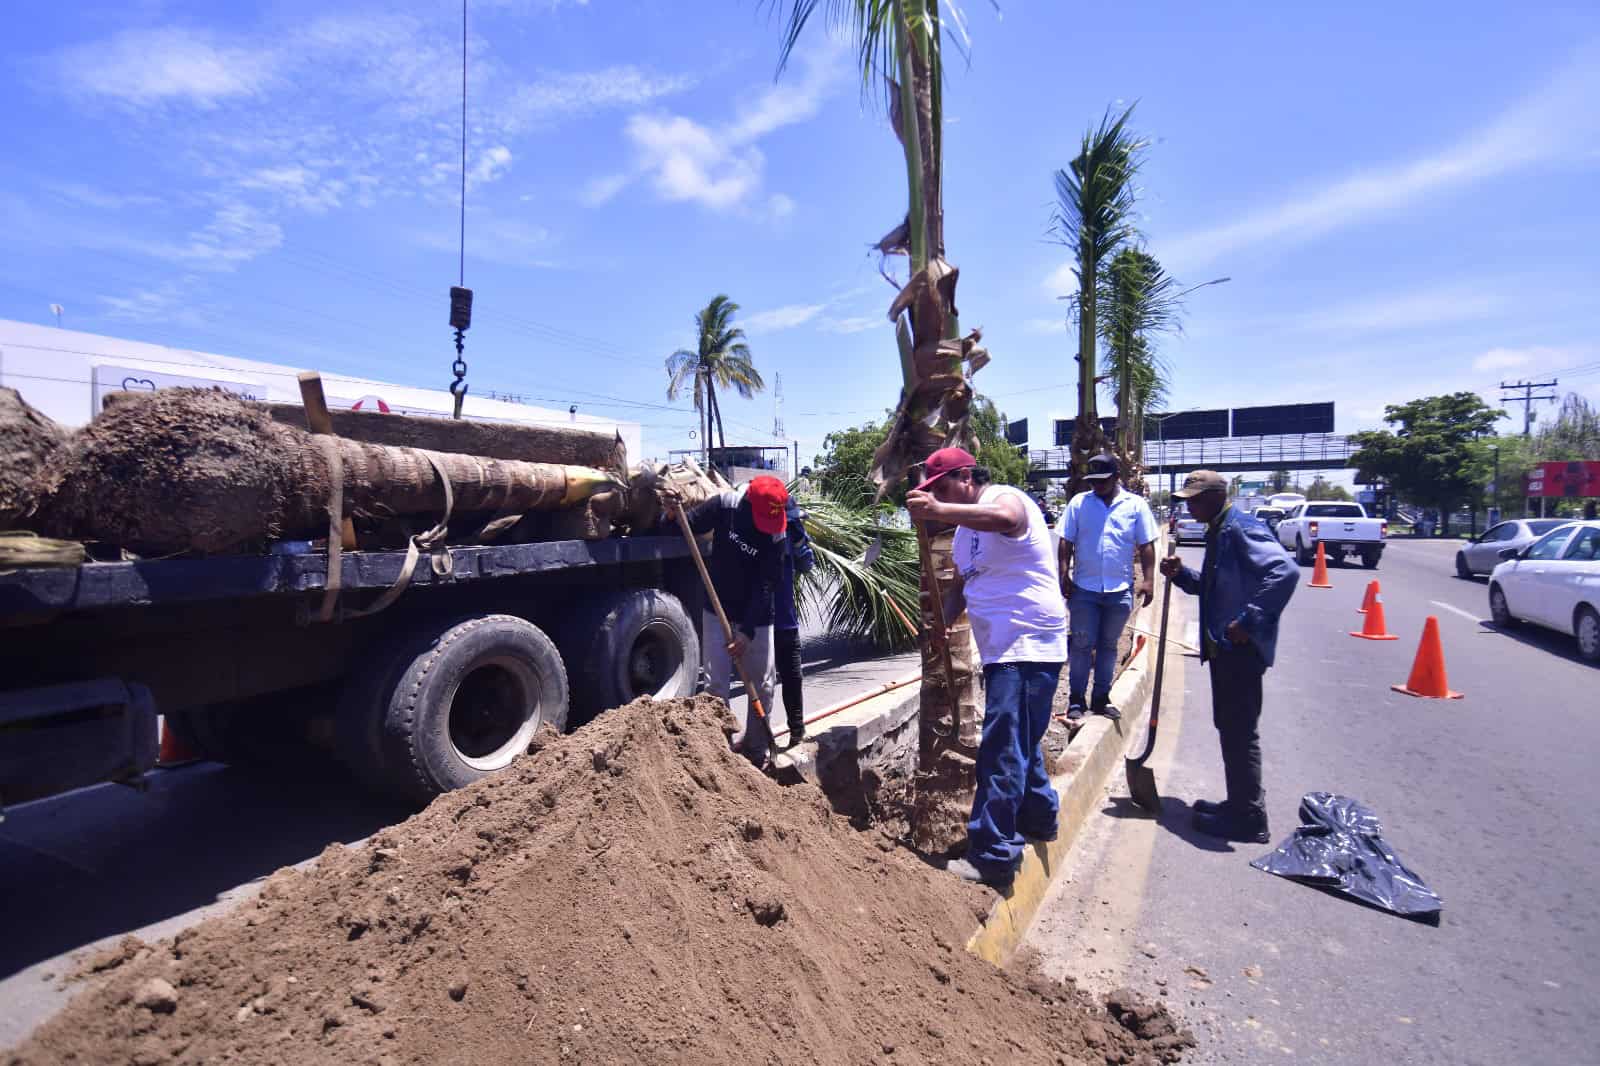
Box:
[1029,433,1357,473]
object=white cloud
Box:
[1473,348,1534,372]
[167,202,285,267]
[414,218,559,269]
[468,145,514,187]
[53,27,277,108]
[237,166,344,213]
[743,304,827,333]
[600,43,844,214]
[1279,283,1507,335]
[48,182,162,210]
[820,315,883,335]
[99,277,209,327]
[1153,45,1600,271]
[1022,317,1070,335]
[502,68,697,128]
[580,173,630,206]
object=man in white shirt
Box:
[1056,454,1158,721]
[907,446,1068,892]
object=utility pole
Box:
[1500,379,1559,438]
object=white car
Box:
[1488,520,1600,663]
[1455,518,1573,578]
[1172,507,1207,545]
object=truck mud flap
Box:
[0,680,158,808]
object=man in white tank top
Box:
[907,447,1068,892]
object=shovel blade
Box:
[1125,757,1160,812]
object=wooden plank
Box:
[265,402,625,470]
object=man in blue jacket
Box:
[1161,470,1299,843]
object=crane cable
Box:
[447,0,472,418]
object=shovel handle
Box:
[671,503,766,720]
[1134,537,1180,766]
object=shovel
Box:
[1126,540,1178,812]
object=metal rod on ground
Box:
[771,671,920,742]
[670,502,767,722]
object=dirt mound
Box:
[8,697,1189,1065]
[0,388,67,529]
[37,388,306,555]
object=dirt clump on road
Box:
[9,696,1188,1065]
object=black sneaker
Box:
[1090,693,1121,720]
[1066,694,1087,722]
[1192,810,1271,844]
[786,719,806,746]
[1192,798,1227,816]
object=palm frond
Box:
[793,485,919,651]
[665,349,700,402]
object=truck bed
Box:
[0,536,691,620]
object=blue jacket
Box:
[1171,506,1298,668]
[776,497,815,631]
[666,491,785,638]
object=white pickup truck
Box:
[1276,501,1387,569]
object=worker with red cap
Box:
[907,446,1068,892]
[663,474,789,767]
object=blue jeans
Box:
[966,661,1063,875]
[1068,588,1134,701]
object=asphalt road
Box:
[1028,538,1599,1065]
[0,628,913,1049]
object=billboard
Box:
[1054,416,1119,446]
[1525,461,1600,498]
[1005,418,1029,446]
[1231,402,1335,437]
[1144,409,1229,441]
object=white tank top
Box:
[952,485,1069,665]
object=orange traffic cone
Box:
[1309,541,1333,589]
[157,716,197,765]
[1391,616,1464,699]
[1358,580,1377,614]
[1350,587,1399,640]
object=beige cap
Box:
[1173,469,1228,499]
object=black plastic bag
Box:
[1251,792,1442,920]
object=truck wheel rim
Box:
[448,656,542,771]
[626,620,685,700]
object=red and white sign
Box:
[350,394,392,413]
[1525,461,1600,498]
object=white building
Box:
[0,319,643,462]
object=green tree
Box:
[813,420,891,507]
[1050,104,1147,487]
[968,395,1029,488]
[1269,469,1294,493]
[1534,393,1600,460]
[1305,475,1352,502]
[1098,247,1177,471]
[1347,392,1505,534]
[665,295,765,462]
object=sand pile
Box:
[8,697,1192,1065]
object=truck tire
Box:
[1295,538,1313,567]
[559,588,699,725]
[1361,548,1382,570]
[340,614,568,803]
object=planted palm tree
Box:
[665,295,765,465]
[1099,247,1179,484]
[1050,105,1147,489]
[769,0,993,849]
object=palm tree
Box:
[1050,105,1147,487]
[665,295,765,465]
[793,485,919,652]
[1098,247,1179,477]
[769,0,993,850]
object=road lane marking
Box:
[1430,600,1484,624]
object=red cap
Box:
[745,475,788,535]
[915,447,977,491]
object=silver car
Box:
[1456,519,1573,578]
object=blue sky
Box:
[3,0,1598,470]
